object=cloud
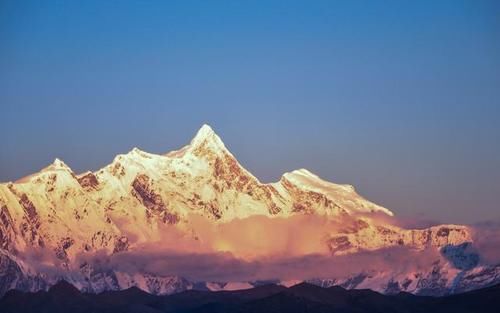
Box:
[21,213,500,284]
[16,247,67,275]
[75,245,441,282]
[67,213,446,283]
[471,221,500,265]
[188,214,336,259]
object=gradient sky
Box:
[1,0,499,224]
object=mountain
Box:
[0,124,499,296]
[1,280,499,313]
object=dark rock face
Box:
[385,280,402,294]
[282,177,345,216]
[415,262,449,296]
[437,227,450,237]
[327,236,352,254]
[211,154,284,216]
[45,174,57,192]
[77,173,99,190]
[131,174,165,213]
[14,193,42,246]
[0,206,14,250]
[110,162,126,177]
[55,237,75,261]
[131,174,179,224]
[339,273,367,289]
[19,195,36,220]
[113,236,129,253]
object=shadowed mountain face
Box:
[0,281,499,313]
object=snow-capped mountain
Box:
[0,124,498,296]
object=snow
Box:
[279,280,302,287]
[188,124,226,153]
[222,282,254,291]
[206,282,254,291]
[0,123,489,297]
[281,168,394,216]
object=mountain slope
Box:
[0,124,498,296]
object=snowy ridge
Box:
[0,124,497,296]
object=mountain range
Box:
[1,280,499,313]
[0,124,499,297]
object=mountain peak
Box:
[126,147,151,158]
[14,158,72,183]
[289,168,318,178]
[44,158,72,172]
[197,123,216,136]
[192,124,217,142]
[189,124,227,153]
[281,168,320,183]
[53,158,66,167]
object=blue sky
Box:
[1,0,499,223]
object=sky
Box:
[1,0,499,224]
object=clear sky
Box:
[1,0,499,224]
